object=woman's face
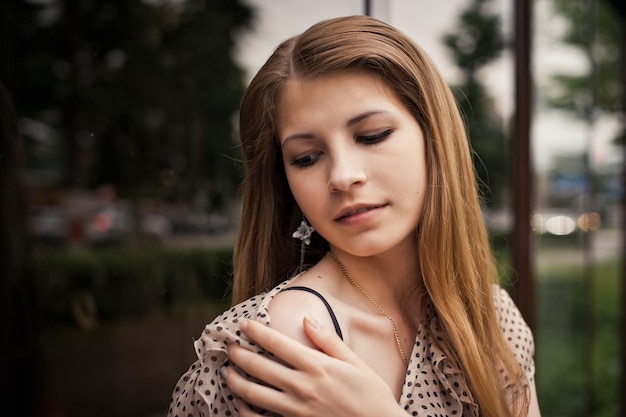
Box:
[277,71,427,257]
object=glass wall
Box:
[1,1,623,416]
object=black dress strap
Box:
[281,286,344,340]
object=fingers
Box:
[227,342,296,389]
[222,366,287,415]
[237,319,326,370]
[238,317,364,370]
[233,400,254,417]
[303,314,364,366]
[233,399,261,417]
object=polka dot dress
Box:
[167,282,535,417]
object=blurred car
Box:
[29,206,68,245]
[531,208,601,235]
[85,204,132,245]
[167,211,230,235]
[29,201,174,246]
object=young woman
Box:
[167,15,541,417]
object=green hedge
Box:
[34,247,233,326]
[536,259,621,417]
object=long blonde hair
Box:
[233,15,529,417]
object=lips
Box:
[335,204,386,221]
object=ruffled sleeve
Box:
[166,279,294,417]
[399,289,536,416]
[398,300,479,416]
[493,286,536,382]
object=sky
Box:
[233,0,623,173]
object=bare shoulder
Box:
[267,270,341,349]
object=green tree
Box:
[546,0,622,130]
[1,0,253,207]
[442,0,510,207]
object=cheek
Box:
[394,150,427,208]
[286,172,319,215]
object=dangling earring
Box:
[292,217,315,271]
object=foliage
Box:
[442,0,505,76]
[494,231,621,416]
[546,0,624,144]
[535,257,621,417]
[0,0,253,205]
[442,0,510,206]
[546,0,622,115]
[34,246,234,327]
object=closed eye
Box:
[291,151,322,168]
[357,129,393,145]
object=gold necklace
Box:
[328,251,408,365]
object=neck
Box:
[327,248,419,366]
[327,244,421,312]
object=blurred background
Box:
[0,0,623,416]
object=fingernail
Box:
[305,313,320,329]
[219,366,228,378]
[239,319,249,331]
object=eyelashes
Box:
[357,129,393,145]
[289,129,394,168]
[291,151,322,168]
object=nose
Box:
[327,151,367,192]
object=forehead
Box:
[275,71,406,133]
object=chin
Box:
[332,241,399,258]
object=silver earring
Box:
[292,217,315,271]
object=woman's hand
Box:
[222,315,405,417]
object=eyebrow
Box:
[347,110,385,126]
[280,110,387,148]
